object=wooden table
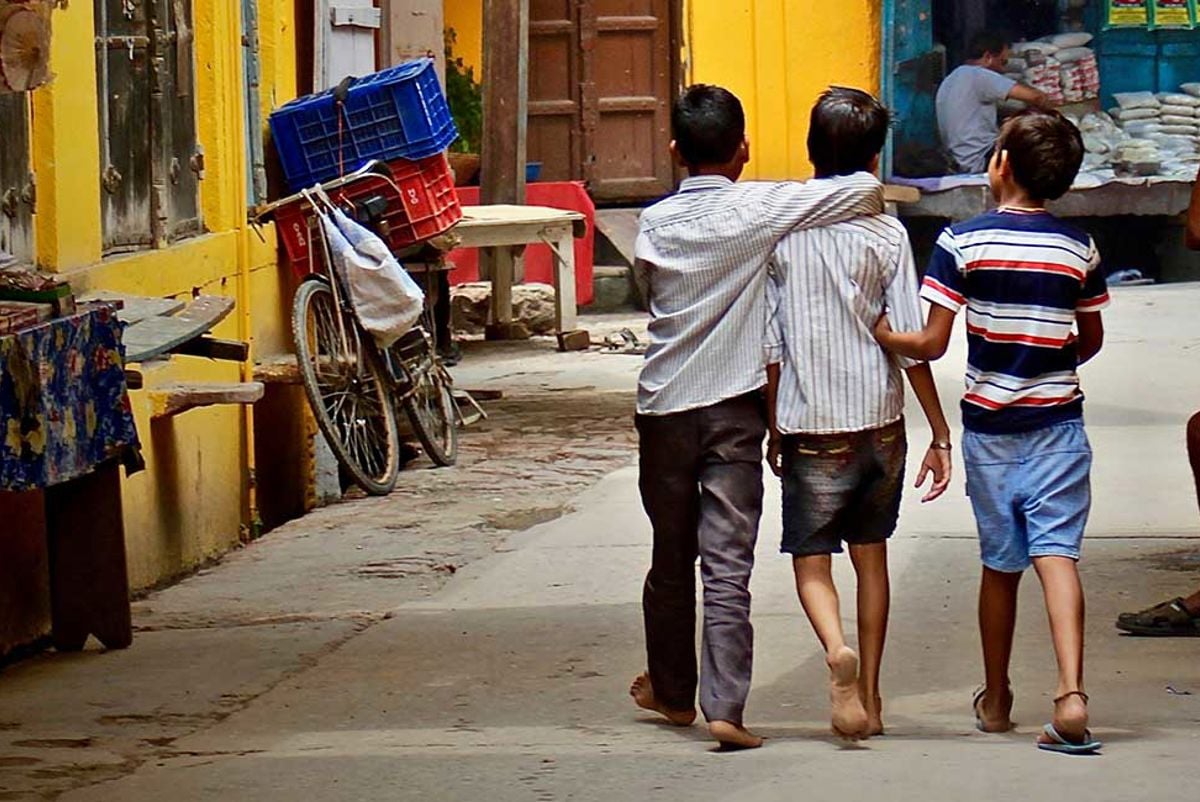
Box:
[450,205,588,341]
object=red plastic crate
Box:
[272,153,461,278]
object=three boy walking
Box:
[632,84,1108,756]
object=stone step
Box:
[588,264,642,313]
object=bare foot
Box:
[861,692,884,737]
[1038,691,1089,746]
[629,672,696,727]
[974,686,1014,733]
[828,646,869,740]
[709,720,764,750]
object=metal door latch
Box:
[103,165,123,194]
[189,150,205,180]
[0,189,17,219]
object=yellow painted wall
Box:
[441,0,881,180]
[28,1,300,590]
[686,1,882,179]
[444,0,483,75]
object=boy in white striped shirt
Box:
[765,88,953,740]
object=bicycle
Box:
[258,164,460,496]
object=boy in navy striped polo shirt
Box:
[876,109,1109,755]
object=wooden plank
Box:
[487,246,517,328]
[883,184,921,205]
[480,0,529,207]
[455,221,574,250]
[122,295,235,363]
[458,204,585,224]
[549,231,578,332]
[77,291,186,325]
[44,462,132,651]
[149,382,266,419]
[254,357,302,385]
[172,336,250,362]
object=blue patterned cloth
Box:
[0,305,141,491]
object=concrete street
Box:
[2,289,1200,801]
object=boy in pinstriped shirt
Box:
[764,88,953,740]
[629,85,887,750]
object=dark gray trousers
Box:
[635,392,765,725]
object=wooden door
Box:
[527,0,675,202]
[528,1,582,187]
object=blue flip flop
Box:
[1038,723,1102,755]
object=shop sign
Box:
[1107,0,1152,28]
[1152,0,1198,28]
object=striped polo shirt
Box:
[921,209,1110,434]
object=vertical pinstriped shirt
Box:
[766,212,925,435]
[633,173,885,416]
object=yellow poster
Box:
[1108,0,1151,27]
[1153,0,1197,28]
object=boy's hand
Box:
[874,312,894,345]
[916,445,952,503]
[766,436,783,477]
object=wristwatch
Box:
[931,440,953,451]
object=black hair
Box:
[996,109,1084,201]
[671,84,746,167]
[967,30,1010,61]
[807,87,891,177]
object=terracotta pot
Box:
[447,152,481,187]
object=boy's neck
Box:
[996,187,1045,211]
[687,164,741,181]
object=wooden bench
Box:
[445,205,588,350]
[80,292,262,418]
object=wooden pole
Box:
[480,0,529,338]
[480,0,529,206]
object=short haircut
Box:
[996,109,1084,201]
[672,85,745,167]
[807,87,891,177]
[967,30,1010,60]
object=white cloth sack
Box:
[319,205,425,348]
[1160,93,1200,107]
[1161,105,1197,117]
[1114,91,1162,110]
[1114,107,1161,121]
[1162,114,1198,126]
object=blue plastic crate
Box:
[269,58,459,192]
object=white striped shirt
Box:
[766,213,925,435]
[633,173,885,415]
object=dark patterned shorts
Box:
[780,418,907,556]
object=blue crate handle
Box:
[332,75,355,104]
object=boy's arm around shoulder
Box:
[758,172,885,240]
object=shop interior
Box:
[889,1,1200,282]
[893,0,1200,184]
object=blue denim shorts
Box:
[963,420,1092,573]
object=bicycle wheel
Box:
[401,337,459,467]
[292,278,401,495]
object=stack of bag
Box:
[1009,33,1100,107]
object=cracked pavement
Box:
[2,298,1200,800]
